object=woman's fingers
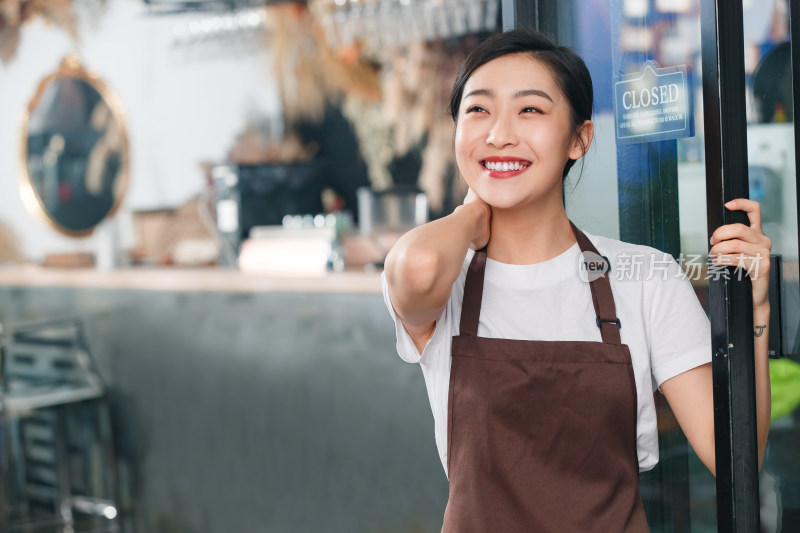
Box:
[709,222,765,245]
[709,239,769,259]
[710,199,771,253]
[461,188,492,250]
[709,241,770,279]
[713,199,771,308]
[724,198,763,232]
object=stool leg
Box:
[0,413,8,532]
[55,410,74,533]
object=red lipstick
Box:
[481,157,531,179]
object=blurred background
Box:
[0,0,798,532]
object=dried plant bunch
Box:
[0,0,106,64]
[0,0,79,38]
[302,0,475,210]
[266,2,380,125]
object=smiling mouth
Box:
[481,160,531,172]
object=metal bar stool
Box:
[0,318,118,533]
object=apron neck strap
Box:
[459,245,488,337]
[570,221,622,345]
[458,221,622,345]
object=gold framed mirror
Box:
[19,55,130,237]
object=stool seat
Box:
[1,384,103,416]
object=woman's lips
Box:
[481,159,531,179]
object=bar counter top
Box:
[0,265,383,294]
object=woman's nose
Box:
[486,115,518,148]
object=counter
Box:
[0,270,446,533]
[0,266,383,294]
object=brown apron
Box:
[442,223,649,532]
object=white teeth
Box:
[484,161,528,171]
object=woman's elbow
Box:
[386,245,440,297]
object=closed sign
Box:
[614,61,694,144]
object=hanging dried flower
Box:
[0,0,105,64]
[266,1,380,124]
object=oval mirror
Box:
[20,56,129,236]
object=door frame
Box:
[700,0,761,530]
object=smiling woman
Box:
[382,28,772,532]
[453,53,591,217]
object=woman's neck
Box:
[486,199,576,265]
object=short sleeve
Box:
[645,253,712,387]
[381,271,451,364]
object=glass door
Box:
[744,1,800,531]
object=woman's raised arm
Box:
[384,191,491,354]
[662,198,772,475]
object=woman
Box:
[382,29,771,531]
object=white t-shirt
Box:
[381,231,712,476]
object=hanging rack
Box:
[316,0,499,54]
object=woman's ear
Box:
[568,120,594,160]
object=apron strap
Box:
[459,247,487,337]
[459,222,622,345]
[570,222,622,345]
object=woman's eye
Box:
[521,106,541,114]
[466,105,487,113]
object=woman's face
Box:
[454,53,590,211]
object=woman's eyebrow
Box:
[464,89,493,99]
[464,88,553,102]
[515,89,553,102]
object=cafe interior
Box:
[0,0,799,532]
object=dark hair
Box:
[448,28,594,179]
